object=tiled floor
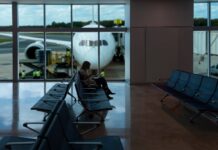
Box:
[0,82,129,146]
[0,82,218,150]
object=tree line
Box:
[194,18,218,26]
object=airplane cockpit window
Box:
[90,41,95,46]
[102,40,108,46]
[79,40,86,46]
[79,40,108,46]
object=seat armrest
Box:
[210,100,217,104]
[195,92,200,97]
[83,87,97,90]
[23,122,44,134]
[73,121,101,135]
[5,141,35,149]
[68,141,102,149]
[73,121,101,125]
[83,92,105,95]
[81,99,108,102]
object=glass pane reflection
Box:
[211,3,218,26]
[19,83,44,129]
[18,32,44,80]
[0,4,12,27]
[194,3,208,26]
[46,5,71,28]
[0,32,13,80]
[73,5,98,28]
[210,31,218,77]
[193,31,208,75]
[18,5,43,27]
[0,83,12,130]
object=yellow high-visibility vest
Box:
[114,19,123,26]
[100,71,105,77]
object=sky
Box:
[0,4,125,26]
[194,3,218,19]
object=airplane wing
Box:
[0,32,70,47]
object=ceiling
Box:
[0,0,126,4]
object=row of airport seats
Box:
[31,71,114,122]
[154,70,218,123]
[74,72,115,121]
[0,101,123,150]
[0,73,122,149]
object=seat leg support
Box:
[190,111,203,123]
[160,94,169,103]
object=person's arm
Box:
[80,70,96,86]
[79,69,90,80]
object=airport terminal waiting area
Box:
[0,72,123,150]
[1,70,218,149]
[155,70,218,124]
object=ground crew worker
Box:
[114,19,123,27]
[19,70,26,79]
[65,48,71,66]
[33,70,42,79]
[100,70,105,77]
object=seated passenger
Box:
[79,61,115,99]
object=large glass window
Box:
[0,32,12,79]
[46,5,71,28]
[18,5,44,27]
[46,32,72,79]
[193,31,208,75]
[194,3,208,26]
[18,32,44,80]
[73,5,98,28]
[194,2,218,78]
[211,3,218,26]
[100,5,125,28]
[100,32,125,80]
[19,83,44,129]
[0,4,12,27]
[0,3,126,81]
[0,83,12,130]
[210,31,218,77]
[73,32,98,73]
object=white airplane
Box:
[0,22,116,69]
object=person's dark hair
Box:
[81,61,91,70]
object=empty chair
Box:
[166,70,180,88]
[0,136,35,150]
[37,139,50,150]
[208,86,218,110]
[187,83,218,112]
[154,70,182,102]
[56,101,124,150]
[174,71,190,92]
[43,115,72,150]
[49,72,76,95]
[31,74,76,113]
[0,101,61,150]
[182,74,203,97]
[52,73,76,91]
[193,76,217,103]
[181,76,217,122]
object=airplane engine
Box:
[24,41,44,59]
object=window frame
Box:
[0,2,127,82]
